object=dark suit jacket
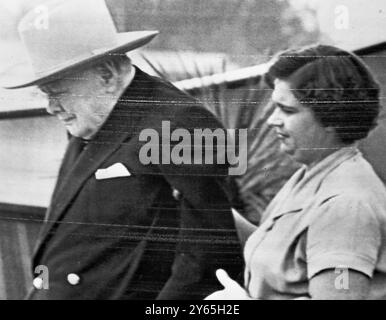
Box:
[28,67,243,300]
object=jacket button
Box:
[172,188,181,200]
[33,277,44,289]
[67,273,80,285]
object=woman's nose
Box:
[267,106,283,127]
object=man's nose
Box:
[267,106,283,127]
[46,97,63,115]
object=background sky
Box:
[0,0,385,112]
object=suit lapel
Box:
[50,131,130,221]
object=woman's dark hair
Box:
[266,44,381,144]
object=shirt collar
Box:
[261,145,360,222]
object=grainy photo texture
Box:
[0,0,385,302]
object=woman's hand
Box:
[204,269,252,300]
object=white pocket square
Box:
[95,163,131,180]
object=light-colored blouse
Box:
[244,146,386,299]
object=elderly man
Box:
[3,0,242,299]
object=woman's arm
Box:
[205,268,371,300]
[309,268,371,300]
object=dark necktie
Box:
[51,137,88,200]
[65,137,88,170]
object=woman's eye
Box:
[275,104,296,114]
[281,107,296,114]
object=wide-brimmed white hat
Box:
[1,0,159,89]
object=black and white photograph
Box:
[0,0,385,305]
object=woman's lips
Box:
[276,131,289,139]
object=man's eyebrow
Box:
[40,86,55,94]
[40,85,66,94]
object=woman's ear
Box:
[324,126,338,135]
[324,126,342,144]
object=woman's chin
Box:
[279,143,294,156]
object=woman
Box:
[206,44,386,300]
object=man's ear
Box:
[95,63,119,93]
